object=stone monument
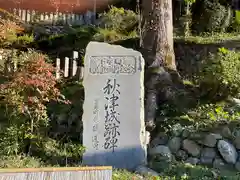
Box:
[82,41,148,170]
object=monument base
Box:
[83,145,147,170]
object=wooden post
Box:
[22,9,26,21]
[13,8,17,16]
[64,57,69,77]
[56,58,61,79]
[40,13,44,21]
[74,51,84,81]
[31,10,36,22]
[63,14,67,24]
[67,13,71,24]
[50,13,54,25]
[72,51,78,77]
[71,13,75,24]
[44,12,49,22]
[26,10,31,22]
[59,12,63,24]
[18,9,22,19]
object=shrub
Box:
[0,8,23,24]
[0,19,22,46]
[0,155,43,168]
[228,17,240,32]
[97,6,138,35]
[0,19,33,48]
[199,47,240,98]
[0,125,24,156]
[36,138,85,166]
[14,34,34,47]
[94,29,128,42]
[192,0,232,33]
[47,80,84,141]
[183,102,240,127]
[0,51,69,155]
[35,26,97,53]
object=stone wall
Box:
[149,122,240,171]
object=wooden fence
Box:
[55,51,84,80]
[1,50,85,81]
[1,8,95,25]
[0,166,112,180]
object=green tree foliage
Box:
[192,0,232,33]
[95,6,139,39]
[199,48,240,98]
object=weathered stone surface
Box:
[82,42,147,170]
[200,148,216,165]
[213,157,226,169]
[185,157,199,165]
[189,132,205,140]
[235,161,240,171]
[233,128,240,138]
[217,140,237,164]
[149,145,172,160]
[149,161,171,172]
[182,129,191,138]
[233,137,240,150]
[171,123,183,137]
[201,133,222,147]
[200,158,213,165]
[176,150,188,161]
[183,139,201,157]
[182,126,195,138]
[150,132,169,147]
[221,126,232,139]
[201,148,216,159]
[135,165,159,177]
[232,98,240,107]
[168,137,181,153]
[154,155,173,162]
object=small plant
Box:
[183,102,240,128]
[0,155,43,168]
[39,138,85,166]
[15,34,34,46]
[93,29,125,42]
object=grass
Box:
[175,32,240,44]
[113,170,144,180]
[113,163,240,180]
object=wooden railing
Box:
[0,8,95,25]
[1,50,85,81]
[55,51,84,80]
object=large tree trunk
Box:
[141,0,177,131]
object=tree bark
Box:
[141,0,176,131]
